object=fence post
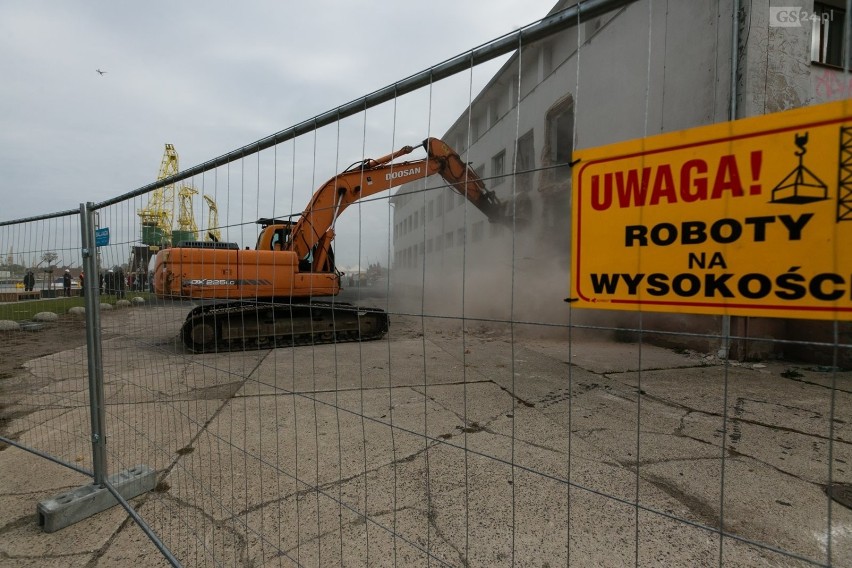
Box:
[36,202,157,533]
[80,201,108,484]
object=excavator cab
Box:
[256,218,296,251]
[255,218,333,273]
[270,228,289,251]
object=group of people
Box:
[20,267,127,298]
[101,268,126,298]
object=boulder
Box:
[0,320,20,331]
[32,311,59,322]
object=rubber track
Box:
[179,300,389,353]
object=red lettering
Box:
[589,154,748,210]
[615,168,652,208]
[591,173,613,211]
[749,150,762,195]
[711,155,744,199]
[649,164,676,206]
[680,159,708,202]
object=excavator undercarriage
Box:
[180,301,389,353]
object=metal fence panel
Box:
[1,1,850,566]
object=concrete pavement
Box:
[0,304,850,566]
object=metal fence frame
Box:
[1,0,850,566]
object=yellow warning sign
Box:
[571,99,852,320]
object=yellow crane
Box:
[138,144,178,245]
[174,185,199,244]
[202,195,221,242]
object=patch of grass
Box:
[0,297,86,321]
[0,292,154,321]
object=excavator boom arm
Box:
[287,137,508,269]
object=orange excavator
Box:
[152,137,512,352]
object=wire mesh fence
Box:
[1,0,851,566]
[0,212,91,475]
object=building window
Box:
[445,232,454,249]
[436,194,444,217]
[550,106,574,166]
[539,94,575,194]
[812,3,851,68]
[446,192,454,213]
[428,200,434,221]
[413,210,419,230]
[492,151,506,186]
[516,130,535,193]
[427,238,433,253]
[456,227,465,245]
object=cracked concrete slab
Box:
[1,303,850,566]
[521,338,712,373]
[240,338,469,397]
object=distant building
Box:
[389,0,851,363]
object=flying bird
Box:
[96,69,107,76]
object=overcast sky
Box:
[1,0,560,268]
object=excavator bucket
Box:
[422,138,522,227]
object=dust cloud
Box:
[386,218,625,341]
